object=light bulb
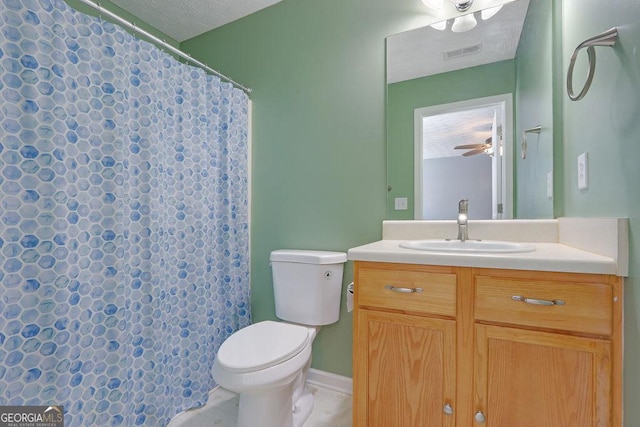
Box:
[421,0,443,9]
[430,20,448,31]
[451,13,477,32]
[481,5,503,20]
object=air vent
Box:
[443,43,483,61]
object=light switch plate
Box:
[578,152,589,190]
[394,197,408,210]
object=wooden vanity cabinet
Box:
[472,269,623,427]
[353,262,623,427]
[474,324,612,426]
[353,262,460,427]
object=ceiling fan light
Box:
[430,20,448,31]
[421,0,443,10]
[481,5,503,20]
[451,14,477,32]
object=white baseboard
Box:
[306,368,352,395]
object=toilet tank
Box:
[270,250,347,326]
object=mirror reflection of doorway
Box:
[414,94,513,220]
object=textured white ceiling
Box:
[111,0,282,42]
[387,0,530,83]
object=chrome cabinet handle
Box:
[443,403,454,416]
[384,285,423,293]
[512,295,565,306]
[474,411,486,423]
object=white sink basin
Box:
[399,239,536,254]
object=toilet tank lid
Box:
[270,249,347,264]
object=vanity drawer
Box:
[475,275,613,336]
[356,265,456,317]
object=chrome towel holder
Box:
[567,27,618,101]
[521,125,541,160]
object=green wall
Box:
[181,0,426,377]
[560,1,640,424]
[514,0,554,218]
[386,60,516,220]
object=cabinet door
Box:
[474,324,611,427]
[354,310,456,427]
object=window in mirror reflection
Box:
[414,94,513,220]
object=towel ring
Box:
[567,27,618,101]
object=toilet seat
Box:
[216,321,310,373]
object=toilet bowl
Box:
[212,320,315,393]
[211,249,347,427]
[212,321,318,427]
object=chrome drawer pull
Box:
[512,295,565,306]
[384,285,423,293]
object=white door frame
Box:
[413,93,513,219]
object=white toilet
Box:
[211,249,347,427]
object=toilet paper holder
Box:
[346,282,354,312]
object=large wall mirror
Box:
[386,0,556,220]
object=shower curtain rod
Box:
[78,0,252,94]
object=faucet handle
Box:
[458,199,469,213]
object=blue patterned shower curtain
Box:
[0,0,251,425]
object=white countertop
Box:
[348,218,629,277]
[348,240,619,275]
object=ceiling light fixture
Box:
[481,4,503,20]
[424,0,508,33]
[449,0,474,12]
[430,20,448,31]
[421,0,443,9]
[451,13,477,32]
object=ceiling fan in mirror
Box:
[454,136,494,157]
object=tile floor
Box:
[168,384,352,427]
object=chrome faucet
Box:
[457,199,469,241]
